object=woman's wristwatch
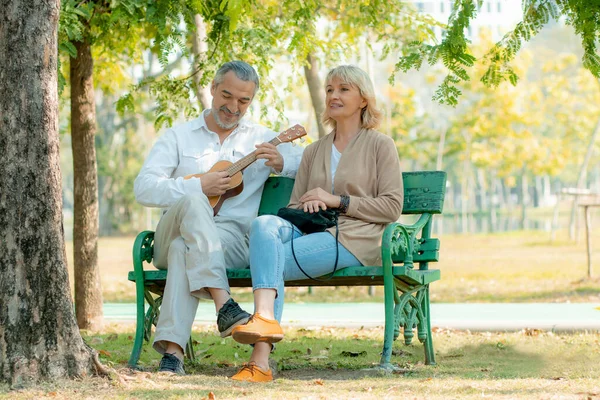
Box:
[338,194,350,213]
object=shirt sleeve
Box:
[345,136,404,223]
[133,129,205,208]
[272,141,304,178]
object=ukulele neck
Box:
[225,137,281,176]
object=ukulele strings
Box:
[225,137,281,176]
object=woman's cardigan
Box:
[288,129,404,266]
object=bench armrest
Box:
[381,213,432,270]
[133,230,155,274]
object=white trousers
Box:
[152,194,249,354]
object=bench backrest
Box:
[402,171,446,214]
[257,171,447,216]
[258,177,296,216]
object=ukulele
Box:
[184,124,307,215]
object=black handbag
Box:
[276,207,338,234]
[276,207,340,282]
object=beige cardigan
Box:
[288,129,404,265]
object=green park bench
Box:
[128,171,447,370]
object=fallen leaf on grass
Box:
[340,351,367,357]
[306,348,312,355]
[106,333,119,341]
[314,379,324,386]
[98,350,112,358]
[208,392,216,400]
[420,377,433,382]
[363,387,372,392]
[47,392,57,397]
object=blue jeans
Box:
[249,214,362,321]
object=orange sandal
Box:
[231,362,273,382]
[231,313,284,345]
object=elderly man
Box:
[134,61,303,374]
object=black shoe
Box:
[158,353,185,375]
[217,298,251,338]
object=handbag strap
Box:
[290,212,339,282]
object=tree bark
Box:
[70,35,104,330]
[0,0,95,385]
[191,14,211,110]
[303,53,326,138]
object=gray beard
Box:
[213,108,239,130]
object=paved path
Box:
[104,302,600,331]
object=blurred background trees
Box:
[58,0,600,240]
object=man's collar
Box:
[191,109,252,133]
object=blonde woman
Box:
[230,65,404,382]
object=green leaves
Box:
[396,0,600,105]
[396,0,479,106]
[220,0,246,32]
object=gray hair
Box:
[213,61,260,95]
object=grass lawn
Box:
[2,325,599,399]
[67,229,600,304]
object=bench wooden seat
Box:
[128,171,447,370]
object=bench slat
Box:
[128,266,440,290]
[392,237,439,264]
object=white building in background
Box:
[411,0,523,41]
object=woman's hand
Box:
[300,188,341,210]
[302,200,327,213]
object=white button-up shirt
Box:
[134,110,303,233]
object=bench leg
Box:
[422,285,436,365]
[379,258,396,369]
[128,283,148,368]
[186,336,196,362]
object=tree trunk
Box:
[533,175,541,208]
[436,128,446,170]
[0,0,95,385]
[70,36,104,330]
[519,170,528,230]
[303,53,326,138]
[191,14,211,110]
[476,168,487,212]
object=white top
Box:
[134,110,304,232]
[330,143,342,192]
